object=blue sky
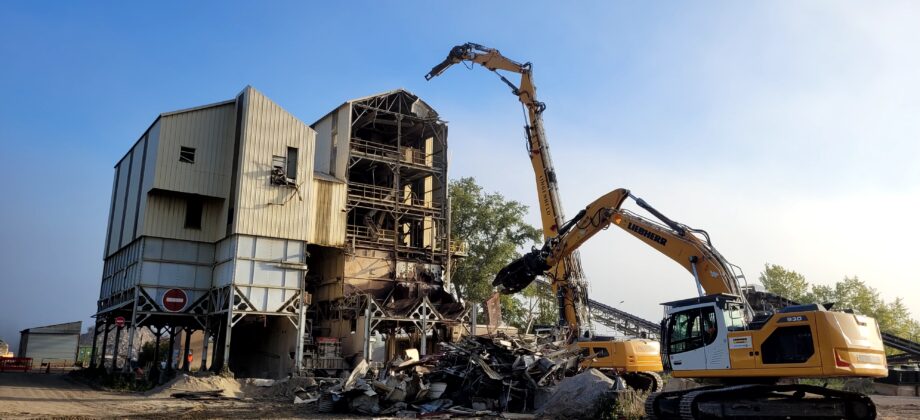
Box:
[2,1,919,346]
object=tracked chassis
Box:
[645,383,876,419]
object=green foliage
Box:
[449,177,542,304]
[138,340,171,365]
[449,177,549,330]
[498,284,559,333]
[758,264,920,347]
[758,264,810,303]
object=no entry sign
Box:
[114,316,125,328]
[162,288,188,312]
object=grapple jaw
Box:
[492,250,550,294]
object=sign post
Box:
[114,316,125,328]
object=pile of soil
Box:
[146,373,243,399]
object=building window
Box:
[271,155,286,185]
[286,147,298,180]
[185,198,203,230]
[179,146,196,164]
[270,147,298,186]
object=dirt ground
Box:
[0,372,919,419]
[0,372,327,419]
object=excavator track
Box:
[623,371,664,393]
[648,383,876,419]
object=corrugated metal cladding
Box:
[141,237,213,309]
[310,105,349,180]
[100,239,142,302]
[152,103,236,198]
[233,87,316,242]
[105,101,236,257]
[308,176,346,247]
[213,234,304,312]
[143,193,224,242]
[19,322,81,368]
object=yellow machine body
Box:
[579,338,664,373]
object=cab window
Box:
[724,305,746,331]
[668,306,717,354]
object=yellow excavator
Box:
[426,43,663,391]
[494,188,888,419]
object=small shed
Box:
[18,321,82,368]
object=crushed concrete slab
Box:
[535,368,615,419]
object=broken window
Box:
[185,198,203,230]
[270,148,298,186]
[179,146,196,164]
[271,155,286,185]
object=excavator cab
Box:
[661,294,740,372]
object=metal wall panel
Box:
[138,237,214,309]
[312,115,332,174]
[335,107,350,179]
[143,193,223,243]
[228,234,305,312]
[107,155,130,256]
[120,140,146,246]
[135,122,160,239]
[152,103,236,199]
[233,87,316,241]
[21,334,78,366]
[307,177,346,247]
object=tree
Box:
[758,264,920,350]
[449,177,542,313]
[758,264,810,303]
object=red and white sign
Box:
[162,288,188,312]
[114,316,125,328]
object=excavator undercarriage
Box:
[646,383,876,420]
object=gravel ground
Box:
[0,372,338,419]
[0,372,918,419]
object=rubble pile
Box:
[299,333,588,417]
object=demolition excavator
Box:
[426,43,663,391]
[493,188,888,419]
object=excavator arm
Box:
[494,188,752,318]
[427,43,590,334]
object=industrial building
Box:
[18,321,82,368]
[92,86,466,378]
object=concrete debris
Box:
[293,332,586,417]
[535,368,616,419]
